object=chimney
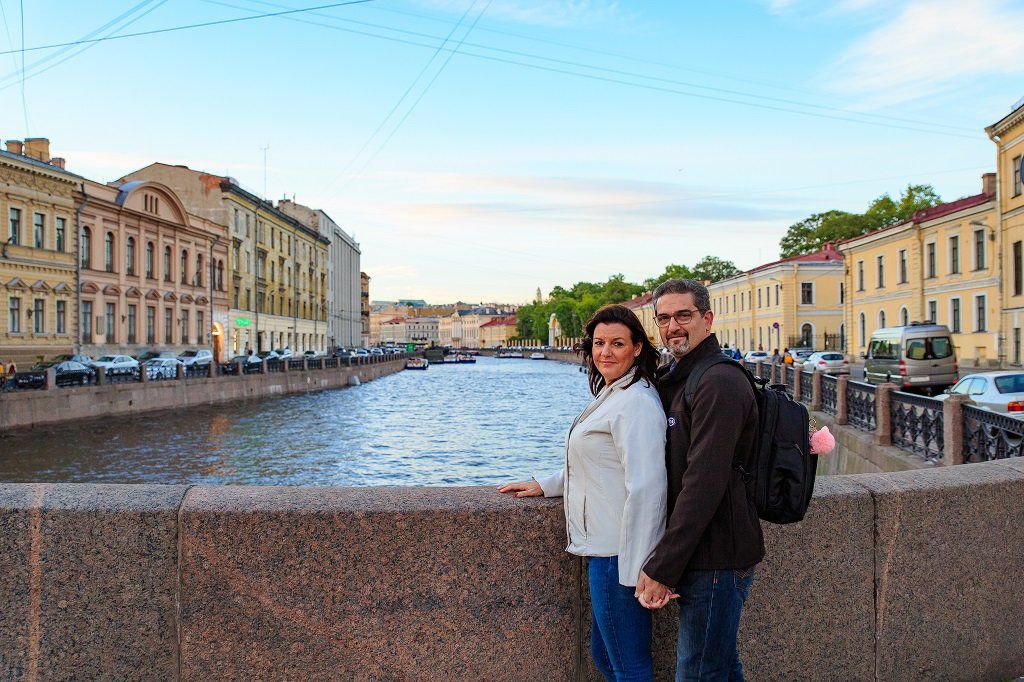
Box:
[982,172,996,197]
[6,140,23,155]
[23,138,51,163]
[51,157,66,170]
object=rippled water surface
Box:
[0,357,593,486]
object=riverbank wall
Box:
[1,460,1021,680]
[0,359,405,432]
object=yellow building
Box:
[838,175,998,366]
[710,243,845,354]
[479,315,517,348]
[987,102,1024,366]
[622,292,657,344]
[0,138,79,366]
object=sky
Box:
[2,0,1022,304]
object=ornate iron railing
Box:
[105,369,140,384]
[846,380,877,432]
[799,371,813,404]
[787,365,798,394]
[890,391,944,462]
[218,362,239,375]
[962,405,1024,462]
[266,359,285,373]
[185,364,211,379]
[324,357,338,369]
[821,374,838,415]
[287,359,305,371]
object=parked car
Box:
[863,323,958,393]
[231,354,264,373]
[258,350,280,361]
[936,372,1024,417]
[302,350,320,359]
[789,348,816,367]
[49,353,96,367]
[274,348,294,359]
[370,348,384,356]
[743,351,769,363]
[178,349,213,366]
[135,350,177,363]
[92,354,140,376]
[355,349,370,357]
[143,358,183,380]
[801,352,850,374]
[14,361,95,388]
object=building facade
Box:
[988,102,1024,366]
[0,138,79,366]
[838,176,997,366]
[622,292,657,344]
[479,315,517,348]
[406,316,438,345]
[710,243,845,354]
[361,271,370,347]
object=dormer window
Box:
[143,194,160,214]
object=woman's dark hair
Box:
[575,304,660,396]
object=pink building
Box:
[76,179,230,359]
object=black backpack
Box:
[683,355,816,524]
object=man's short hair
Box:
[653,278,711,312]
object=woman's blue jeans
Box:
[588,556,653,681]
[674,567,755,682]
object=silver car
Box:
[801,352,850,375]
[937,372,1024,418]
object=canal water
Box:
[0,357,593,487]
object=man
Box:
[636,278,764,681]
[770,348,782,365]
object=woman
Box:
[499,304,667,681]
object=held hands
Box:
[635,570,678,610]
[497,480,543,498]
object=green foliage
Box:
[779,184,943,258]
[692,255,741,283]
[643,263,694,291]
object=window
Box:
[127,305,137,344]
[146,307,155,345]
[927,300,937,324]
[974,229,986,270]
[899,307,909,326]
[949,235,959,274]
[196,254,203,287]
[105,303,116,342]
[839,282,845,304]
[1014,155,1022,197]
[56,300,66,334]
[878,310,886,329]
[233,244,240,271]
[774,284,779,306]
[740,292,744,311]
[1016,328,1022,366]
[105,233,115,272]
[951,298,961,333]
[8,297,20,333]
[233,208,240,232]
[857,260,864,290]
[81,227,91,268]
[181,310,189,343]
[146,242,154,278]
[800,323,812,347]
[876,255,885,288]
[859,312,866,347]
[164,308,173,343]
[55,217,66,252]
[181,249,189,284]
[126,237,136,276]
[926,242,936,278]
[905,337,953,361]
[8,207,21,245]
[33,299,44,333]
[33,213,44,248]
[197,311,204,343]
[82,301,92,343]
[245,289,251,310]
[217,261,224,291]
[1016,241,1023,297]
[868,338,899,360]
[800,282,813,305]
[898,249,907,283]
[233,287,239,309]
[757,288,762,308]
[164,246,172,282]
[975,294,987,332]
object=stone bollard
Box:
[836,376,849,425]
[261,359,269,374]
[771,363,779,384]
[45,367,57,390]
[235,360,245,377]
[793,368,802,402]
[177,364,186,381]
[811,370,822,411]
[941,394,969,466]
[139,366,148,384]
[282,358,290,372]
[302,358,309,372]
[96,366,106,386]
[874,383,897,445]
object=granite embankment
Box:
[1,460,1022,680]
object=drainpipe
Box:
[75,183,89,354]
[209,234,219,359]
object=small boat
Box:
[456,353,476,364]
[405,357,429,370]
[498,351,524,358]
[529,352,546,360]
[441,354,460,364]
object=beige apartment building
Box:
[479,315,517,348]
[988,101,1024,365]
[622,292,657,344]
[710,243,845,354]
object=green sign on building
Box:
[235,318,251,327]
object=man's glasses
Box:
[654,308,706,327]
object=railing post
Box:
[235,360,245,376]
[874,383,896,445]
[283,358,290,372]
[302,358,309,372]
[44,367,56,390]
[96,367,107,386]
[177,364,186,381]
[261,359,269,374]
[793,368,802,402]
[811,370,822,411]
[139,366,148,384]
[771,363,780,384]
[941,394,968,466]
[836,376,849,425]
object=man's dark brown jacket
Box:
[643,333,765,588]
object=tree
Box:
[692,255,741,283]
[643,263,694,291]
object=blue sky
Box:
[3,0,1022,303]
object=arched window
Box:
[196,254,203,287]
[839,323,846,352]
[180,249,188,284]
[126,237,136,276]
[146,242,154,278]
[899,306,909,326]
[81,227,91,268]
[800,323,813,347]
[104,232,115,273]
[164,246,172,282]
[217,260,224,291]
[879,310,887,329]
[859,313,866,347]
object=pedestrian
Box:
[6,360,17,390]
[0,357,5,391]
[731,346,742,361]
[771,348,782,365]
[636,278,763,681]
[783,347,793,364]
[500,304,667,680]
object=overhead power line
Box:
[0,0,375,55]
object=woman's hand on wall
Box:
[497,480,543,497]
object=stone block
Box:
[0,483,187,680]
[855,464,1024,680]
[179,486,582,680]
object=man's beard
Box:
[667,335,690,359]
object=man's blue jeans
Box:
[675,567,755,682]
[588,556,653,681]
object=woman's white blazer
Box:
[536,370,667,587]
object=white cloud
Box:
[410,0,627,27]
[826,0,1024,106]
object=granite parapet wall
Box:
[0,462,1022,680]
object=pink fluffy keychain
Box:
[809,424,836,456]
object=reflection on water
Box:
[0,357,593,486]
